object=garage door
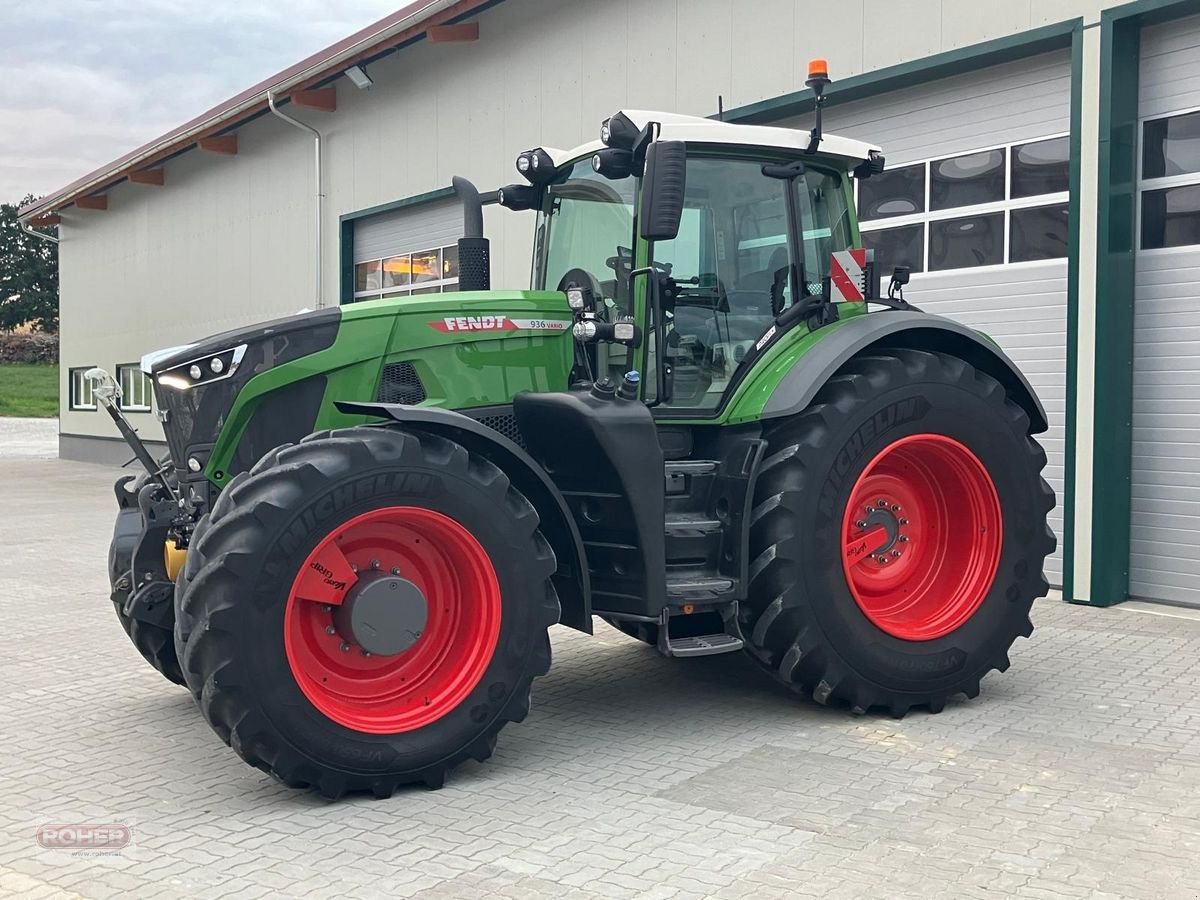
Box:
[1130,15,1200,606]
[351,198,462,302]
[776,51,1072,584]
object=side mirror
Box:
[639,140,686,242]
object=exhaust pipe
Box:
[453,176,490,292]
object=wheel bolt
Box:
[877,555,888,564]
[855,520,867,528]
[877,499,887,508]
[892,550,902,558]
[323,605,333,613]
[325,625,336,635]
[899,518,909,525]
[370,559,380,570]
[350,563,358,573]
[899,535,909,543]
[391,567,401,576]
[361,649,371,658]
[340,642,351,653]
[892,504,901,512]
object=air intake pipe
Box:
[453,176,490,292]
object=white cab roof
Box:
[546,109,880,169]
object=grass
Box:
[0,363,59,417]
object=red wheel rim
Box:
[840,434,1002,641]
[284,506,501,733]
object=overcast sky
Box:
[0,0,403,202]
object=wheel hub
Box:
[332,574,428,657]
[840,434,1002,641]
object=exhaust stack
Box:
[453,176,490,292]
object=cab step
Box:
[665,574,735,602]
[667,633,744,657]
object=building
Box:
[18,0,1200,609]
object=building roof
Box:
[19,0,496,222]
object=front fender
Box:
[336,401,593,633]
[761,311,1049,434]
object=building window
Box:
[69,367,97,410]
[117,364,153,412]
[930,213,1004,271]
[1011,203,1070,262]
[858,164,925,221]
[1011,137,1070,198]
[862,223,925,275]
[857,134,1069,273]
[930,149,1006,211]
[1140,109,1200,250]
[1143,110,1200,179]
[351,243,460,302]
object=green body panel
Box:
[205,290,574,485]
[678,302,869,426]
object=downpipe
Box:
[268,90,324,308]
[19,220,58,245]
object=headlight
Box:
[515,148,556,185]
[156,344,247,391]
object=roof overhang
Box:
[19,0,498,222]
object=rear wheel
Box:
[742,349,1055,715]
[108,467,185,686]
[177,426,559,796]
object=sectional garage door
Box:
[1130,16,1200,606]
[351,199,463,302]
[777,51,1072,584]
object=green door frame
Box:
[1080,0,1200,606]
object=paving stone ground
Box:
[1,443,1198,898]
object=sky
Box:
[0,0,404,202]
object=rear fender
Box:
[336,401,593,633]
[762,311,1048,434]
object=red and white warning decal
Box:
[429,315,572,333]
[830,249,869,303]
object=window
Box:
[1012,137,1070,198]
[1011,203,1070,262]
[1143,110,1200,179]
[930,149,1006,211]
[117,364,153,412]
[930,213,1004,270]
[857,134,1069,273]
[650,157,824,411]
[863,224,925,274]
[858,164,924,221]
[69,367,97,410]
[1142,185,1200,250]
[352,243,462,301]
[1140,109,1200,250]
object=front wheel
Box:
[742,348,1055,715]
[177,426,559,797]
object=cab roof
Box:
[546,109,880,169]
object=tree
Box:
[0,195,59,332]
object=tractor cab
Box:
[498,107,885,416]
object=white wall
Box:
[57,0,1123,442]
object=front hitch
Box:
[84,368,177,500]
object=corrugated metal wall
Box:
[353,200,462,263]
[776,51,1072,585]
[1130,15,1200,606]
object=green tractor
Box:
[96,68,1054,797]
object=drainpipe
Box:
[19,220,59,245]
[267,90,324,308]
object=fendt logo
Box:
[429,316,571,334]
[37,824,132,851]
[431,315,515,332]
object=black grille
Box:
[476,413,526,450]
[376,363,426,404]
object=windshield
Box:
[534,158,636,314]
